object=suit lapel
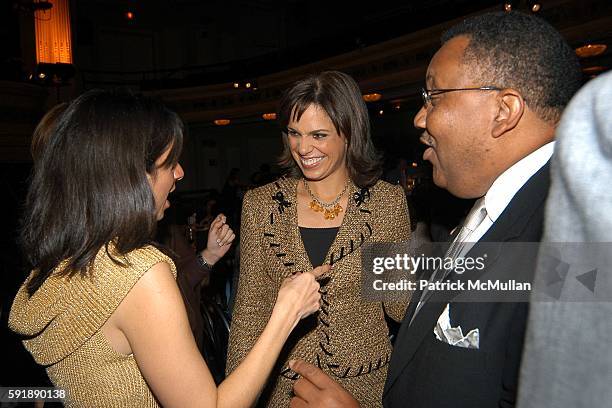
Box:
[384,162,550,395]
[479,162,550,244]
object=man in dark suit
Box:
[288,11,582,408]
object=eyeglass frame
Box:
[421,86,502,107]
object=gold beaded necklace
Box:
[303,178,351,220]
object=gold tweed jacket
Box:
[226,177,412,407]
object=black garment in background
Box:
[299,227,339,267]
[155,222,228,384]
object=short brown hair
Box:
[277,71,382,188]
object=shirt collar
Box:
[484,141,555,223]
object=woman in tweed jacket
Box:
[226,71,412,407]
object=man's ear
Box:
[492,89,524,138]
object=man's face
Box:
[415,35,499,198]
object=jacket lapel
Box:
[384,162,550,395]
[263,178,377,278]
[325,186,373,267]
[262,178,307,278]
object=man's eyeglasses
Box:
[421,86,501,107]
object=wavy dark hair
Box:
[22,89,183,296]
[277,71,382,188]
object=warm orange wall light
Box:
[262,113,277,120]
[362,93,382,102]
[35,0,73,64]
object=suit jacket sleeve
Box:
[499,303,529,407]
[383,185,412,322]
[225,189,278,375]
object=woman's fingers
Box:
[290,272,321,318]
[308,264,331,279]
[209,213,226,231]
[276,272,323,327]
[208,214,225,246]
[217,224,229,239]
[217,224,235,246]
[206,213,236,247]
[222,232,236,246]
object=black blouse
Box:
[299,226,339,267]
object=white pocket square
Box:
[433,303,480,349]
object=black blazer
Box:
[383,163,550,408]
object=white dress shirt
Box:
[457,141,555,257]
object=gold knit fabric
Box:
[9,244,177,408]
[227,177,412,407]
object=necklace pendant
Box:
[304,178,349,221]
[321,204,343,220]
[309,200,323,213]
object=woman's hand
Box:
[275,265,331,330]
[201,213,235,266]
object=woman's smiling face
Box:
[286,104,347,182]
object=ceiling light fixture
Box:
[582,66,606,74]
[363,93,382,102]
[575,44,607,58]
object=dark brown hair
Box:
[31,103,67,162]
[22,89,183,296]
[277,71,382,188]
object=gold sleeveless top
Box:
[9,244,177,407]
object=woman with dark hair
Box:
[9,89,325,407]
[226,71,411,407]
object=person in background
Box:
[220,167,244,226]
[250,163,276,187]
[383,157,409,193]
[164,213,231,356]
